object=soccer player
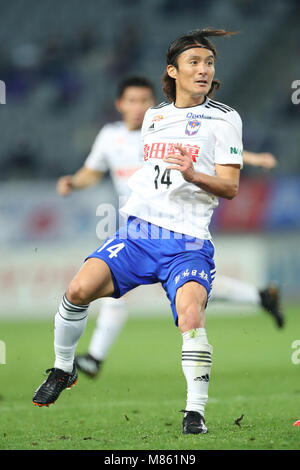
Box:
[56,97,282,380]
[56,76,156,377]
[31,28,272,434]
[56,95,282,379]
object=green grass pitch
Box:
[0,305,299,450]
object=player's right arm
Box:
[57,126,110,196]
[57,167,104,196]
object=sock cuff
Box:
[182,329,210,348]
[182,329,213,366]
[58,294,89,321]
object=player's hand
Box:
[56,175,74,196]
[257,153,278,169]
[164,145,196,183]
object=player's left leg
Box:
[212,274,260,304]
[213,275,284,328]
[176,281,212,435]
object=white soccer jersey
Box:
[121,97,243,239]
[84,121,142,198]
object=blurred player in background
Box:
[56,87,283,379]
[33,28,282,435]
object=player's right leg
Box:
[32,258,114,407]
[33,217,160,407]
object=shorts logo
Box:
[199,270,208,281]
[185,119,201,136]
[175,268,208,284]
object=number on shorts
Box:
[97,239,125,258]
[106,243,125,258]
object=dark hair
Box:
[117,76,156,98]
[162,28,237,102]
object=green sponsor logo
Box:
[230,146,242,156]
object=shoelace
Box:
[43,368,70,386]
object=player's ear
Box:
[167,65,177,80]
[115,98,122,113]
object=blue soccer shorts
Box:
[85,216,216,326]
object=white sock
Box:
[212,275,260,304]
[182,328,213,417]
[54,294,89,373]
[88,298,128,361]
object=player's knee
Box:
[177,303,205,333]
[66,279,89,306]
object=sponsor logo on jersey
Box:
[152,115,163,122]
[230,146,243,156]
[186,112,212,119]
[144,143,201,162]
[185,119,201,136]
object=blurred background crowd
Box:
[0,0,299,314]
[0,0,299,178]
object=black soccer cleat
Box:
[259,283,284,328]
[181,410,208,434]
[32,364,78,407]
[74,353,102,378]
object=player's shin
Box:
[54,294,89,373]
[181,328,213,417]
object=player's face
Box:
[116,87,155,130]
[169,48,215,103]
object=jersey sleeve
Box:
[84,127,110,172]
[138,133,144,162]
[213,112,243,169]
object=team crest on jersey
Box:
[185,119,201,136]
